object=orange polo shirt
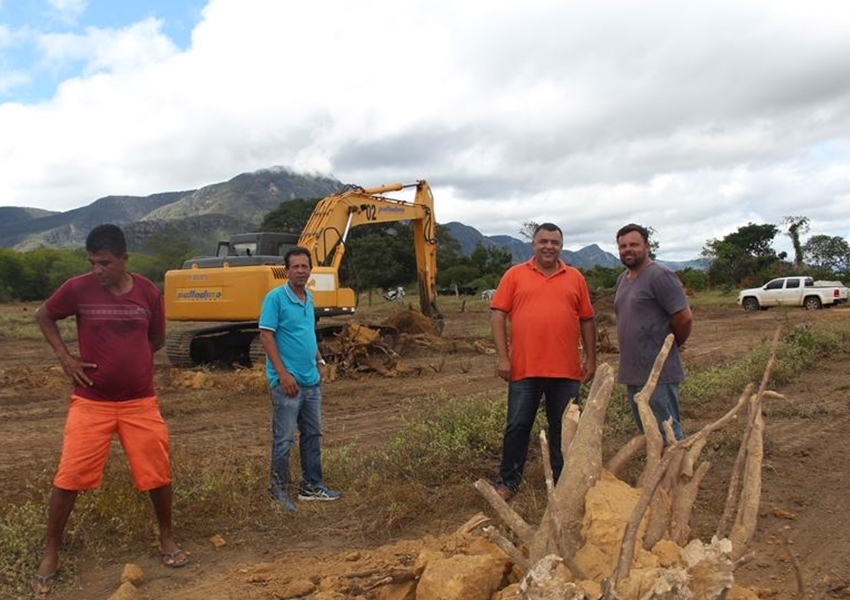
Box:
[491,259,594,381]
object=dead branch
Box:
[661,445,685,495]
[729,391,765,559]
[612,444,685,586]
[681,437,707,478]
[473,479,535,546]
[540,431,567,557]
[633,335,674,550]
[670,461,711,546]
[662,418,676,446]
[483,525,530,572]
[606,435,646,478]
[361,571,418,591]
[561,403,580,458]
[643,489,671,551]
[635,334,674,487]
[540,431,588,581]
[644,447,685,550]
[718,326,781,538]
[455,513,490,535]
[531,364,615,563]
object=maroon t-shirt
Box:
[45,272,165,401]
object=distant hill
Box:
[1,168,707,270]
[0,206,57,227]
[0,168,345,253]
[444,222,622,269]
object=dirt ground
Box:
[1,298,849,599]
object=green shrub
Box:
[683,320,850,406]
[381,392,505,485]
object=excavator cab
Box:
[186,232,299,269]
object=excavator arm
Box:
[298,180,441,319]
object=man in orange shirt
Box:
[490,223,597,501]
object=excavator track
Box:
[165,323,261,368]
[249,336,266,368]
[165,329,201,368]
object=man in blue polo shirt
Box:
[259,246,340,511]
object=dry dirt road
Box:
[1,299,849,599]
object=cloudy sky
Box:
[1,0,849,260]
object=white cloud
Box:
[37,19,177,74]
[1,0,850,260]
[45,0,88,24]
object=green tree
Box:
[581,265,621,290]
[437,242,511,292]
[436,224,464,269]
[261,198,321,233]
[783,216,810,269]
[0,247,89,301]
[518,221,539,241]
[644,226,661,259]
[342,229,412,293]
[678,267,709,292]
[803,234,850,276]
[0,249,24,302]
[702,223,782,286]
[142,228,193,284]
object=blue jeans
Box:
[270,383,324,494]
[500,377,581,491]
[626,383,684,444]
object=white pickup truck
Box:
[737,276,850,311]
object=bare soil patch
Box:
[2,299,849,599]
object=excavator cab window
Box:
[216,242,233,258]
[232,242,258,257]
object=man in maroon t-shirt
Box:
[30,224,186,596]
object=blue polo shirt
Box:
[258,283,319,387]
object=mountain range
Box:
[0,167,705,270]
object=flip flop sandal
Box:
[160,548,189,568]
[30,571,57,595]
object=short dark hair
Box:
[86,224,127,255]
[285,246,313,268]
[616,223,650,243]
[533,222,563,239]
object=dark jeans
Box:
[500,377,581,491]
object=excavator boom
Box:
[298,180,439,318]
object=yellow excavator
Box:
[163,180,440,367]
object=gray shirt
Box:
[614,262,688,385]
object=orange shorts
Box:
[54,395,172,492]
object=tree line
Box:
[1,207,847,304]
[702,216,850,288]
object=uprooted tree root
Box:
[318,309,491,379]
[474,327,784,600]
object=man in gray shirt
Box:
[614,223,692,442]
